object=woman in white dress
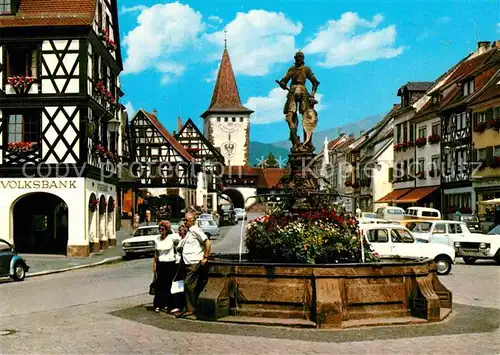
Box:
[152,221,180,313]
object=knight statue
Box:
[276,50,320,153]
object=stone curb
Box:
[26,256,124,278]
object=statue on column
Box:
[276,50,320,153]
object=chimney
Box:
[152,108,157,117]
[477,41,491,54]
[493,40,500,49]
[177,116,182,132]
[339,132,345,137]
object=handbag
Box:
[170,279,184,294]
[149,281,155,295]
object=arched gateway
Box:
[12,192,68,255]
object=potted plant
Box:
[89,196,99,213]
[428,134,440,144]
[474,121,487,133]
[415,137,427,148]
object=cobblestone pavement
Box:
[1,249,499,354]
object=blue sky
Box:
[118,0,500,144]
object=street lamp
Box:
[108,117,121,133]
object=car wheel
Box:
[12,262,26,281]
[434,255,452,275]
[463,256,477,265]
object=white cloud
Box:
[205,10,302,76]
[245,88,324,124]
[124,101,136,118]
[122,2,205,80]
[303,12,405,68]
[208,15,223,24]
[120,5,147,14]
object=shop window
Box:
[6,44,38,78]
[8,113,39,143]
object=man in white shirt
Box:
[178,212,211,317]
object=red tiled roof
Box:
[202,49,253,117]
[257,168,286,189]
[442,49,498,88]
[142,110,194,162]
[468,70,500,106]
[0,0,96,28]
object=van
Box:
[375,206,405,221]
[404,207,441,220]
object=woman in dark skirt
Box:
[153,221,180,313]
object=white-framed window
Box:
[463,79,475,96]
[432,123,440,136]
[478,111,487,123]
[0,0,10,12]
[418,126,427,138]
[478,148,487,160]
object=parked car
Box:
[234,208,247,220]
[405,207,441,220]
[0,239,29,281]
[358,218,397,224]
[359,224,455,275]
[409,220,500,264]
[121,225,160,257]
[219,204,237,225]
[451,214,481,232]
[197,219,220,238]
[375,206,405,221]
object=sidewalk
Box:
[21,220,141,276]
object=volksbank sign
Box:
[0,180,78,189]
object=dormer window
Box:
[431,93,441,104]
[463,79,475,96]
[0,0,11,14]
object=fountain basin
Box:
[197,256,452,329]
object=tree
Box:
[266,152,279,168]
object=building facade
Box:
[0,0,124,257]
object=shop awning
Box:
[393,186,440,204]
[376,189,412,203]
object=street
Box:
[1,216,499,354]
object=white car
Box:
[122,225,160,257]
[234,208,247,220]
[410,220,500,264]
[359,224,455,275]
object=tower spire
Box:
[224,28,227,49]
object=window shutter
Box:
[31,50,37,78]
[486,146,493,165]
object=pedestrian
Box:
[152,220,180,313]
[176,212,211,318]
[170,224,188,315]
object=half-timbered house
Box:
[128,109,198,211]
[0,0,125,256]
[437,42,499,217]
[175,117,225,211]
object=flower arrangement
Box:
[94,82,117,108]
[490,156,500,168]
[107,198,115,213]
[474,121,487,133]
[459,206,472,214]
[7,76,35,88]
[99,198,107,215]
[89,196,99,212]
[98,28,117,51]
[393,143,403,152]
[94,144,106,159]
[428,134,440,144]
[415,137,427,148]
[8,142,34,153]
[245,209,378,264]
[344,181,352,187]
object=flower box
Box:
[8,141,36,153]
[415,137,427,148]
[474,122,487,133]
[428,134,440,144]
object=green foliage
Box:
[245,209,378,264]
